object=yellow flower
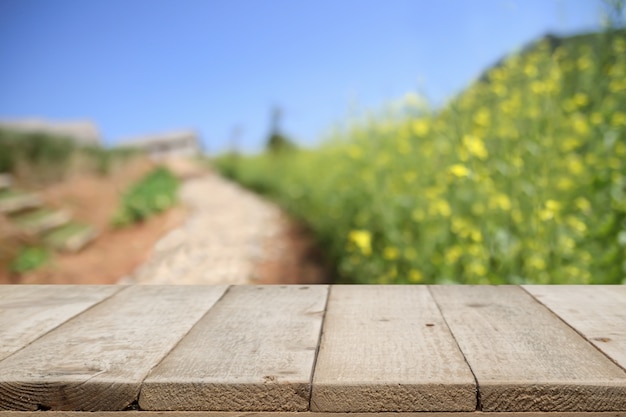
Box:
[403,171,417,184]
[348,230,372,256]
[611,112,626,127]
[493,83,507,97]
[467,261,487,277]
[502,95,521,115]
[383,246,400,260]
[524,63,538,78]
[572,115,590,135]
[348,146,363,159]
[473,108,491,127]
[411,208,425,222]
[591,112,603,125]
[566,216,587,235]
[539,199,561,221]
[511,156,524,169]
[527,255,546,271]
[445,245,463,263]
[573,93,589,108]
[430,199,451,217]
[556,177,574,191]
[409,269,423,283]
[462,134,488,160]
[546,200,561,212]
[609,79,626,93]
[567,155,584,175]
[449,164,470,178]
[575,197,591,213]
[577,56,592,71]
[489,67,506,82]
[412,119,430,136]
[490,193,512,211]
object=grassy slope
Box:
[215,30,626,284]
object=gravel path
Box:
[125,172,287,284]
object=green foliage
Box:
[10,246,52,274]
[112,167,179,227]
[0,129,140,184]
[215,30,626,285]
[0,130,75,182]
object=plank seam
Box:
[520,286,626,375]
[134,285,233,410]
[427,285,481,412]
[0,286,127,365]
[307,285,331,411]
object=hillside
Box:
[0,128,182,282]
[215,29,626,285]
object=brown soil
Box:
[254,217,333,285]
[0,158,185,284]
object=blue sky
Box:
[0,0,604,153]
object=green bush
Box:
[112,167,179,227]
[215,30,626,285]
[10,246,52,274]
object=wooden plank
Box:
[524,285,626,371]
[430,285,626,412]
[310,285,476,412]
[2,412,625,417]
[0,285,228,412]
[139,285,328,411]
[0,285,120,361]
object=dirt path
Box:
[124,170,331,285]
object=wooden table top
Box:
[0,285,625,416]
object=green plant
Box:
[112,167,179,227]
[10,246,52,274]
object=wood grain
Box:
[310,285,476,412]
[430,285,626,412]
[139,285,328,412]
[0,285,228,411]
[0,285,120,361]
[524,285,626,371]
[2,412,625,417]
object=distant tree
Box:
[265,107,296,153]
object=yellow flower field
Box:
[216,30,626,284]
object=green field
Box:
[216,30,626,285]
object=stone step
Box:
[42,222,98,252]
[11,208,71,235]
[0,189,42,214]
[0,173,12,190]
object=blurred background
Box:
[1,0,624,285]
